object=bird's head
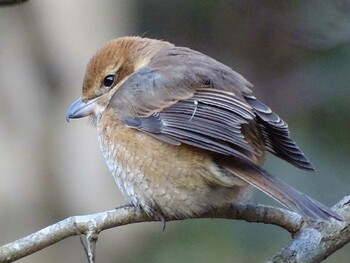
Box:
[65,36,172,123]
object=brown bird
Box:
[66,36,341,221]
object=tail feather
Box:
[223,160,342,221]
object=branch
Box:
[0,196,349,262]
[0,0,29,6]
[0,203,300,262]
[268,195,350,263]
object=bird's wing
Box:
[109,52,314,170]
[243,94,315,171]
[108,66,257,162]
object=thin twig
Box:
[0,0,29,6]
[86,231,98,263]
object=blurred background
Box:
[0,0,349,262]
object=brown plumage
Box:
[66,36,341,221]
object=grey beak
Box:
[66,98,97,122]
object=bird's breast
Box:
[97,119,147,210]
[96,109,252,217]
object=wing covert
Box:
[123,88,257,161]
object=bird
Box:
[66,36,341,222]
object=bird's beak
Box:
[66,97,98,122]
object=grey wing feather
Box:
[124,88,257,161]
[244,94,315,171]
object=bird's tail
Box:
[222,160,342,221]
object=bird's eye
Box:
[103,74,115,87]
